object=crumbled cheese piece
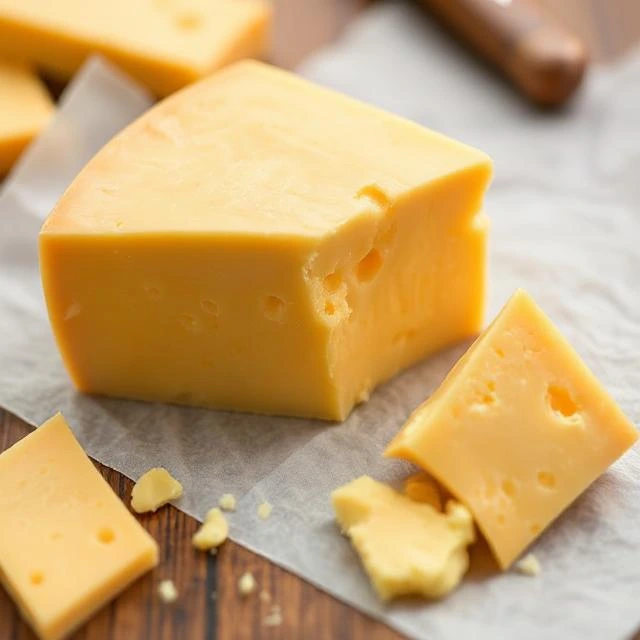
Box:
[131,467,183,513]
[238,572,257,596]
[515,553,541,577]
[192,508,228,551]
[257,501,272,520]
[218,493,237,511]
[264,605,282,627]
[259,589,271,603]
[158,580,178,604]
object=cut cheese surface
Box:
[386,289,638,569]
[332,476,475,601]
[40,60,492,421]
[0,413,158,640]
[0,0,270,96]
[0,59,52,175]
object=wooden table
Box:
[1,1,639,638]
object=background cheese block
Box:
[0,414,158,640]
[0,0,271,96]
[332,476,475,600]
[0,59,52,175]
[40,61,492,421]
[386,289,638,568]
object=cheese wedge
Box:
[0,413,158,640]
[40,60,492,421]
[0,59,52,174]
[386,289,638,568]
[0,0,270,96]
[332,476,475,600]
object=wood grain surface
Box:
[1,1,640,639]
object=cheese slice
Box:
[40,60,492,421]
[0,0,270,96]
[386,289,638,568]
[332,476,475,601]
[0,59,53,175]
[0,413,158,640]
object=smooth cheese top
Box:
[42,60,492,239]
[0,0,269,71]
[0,60,52,141]
[0,413,158,640]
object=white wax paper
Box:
[1,2,640,638]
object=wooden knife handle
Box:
[418,0,588,107]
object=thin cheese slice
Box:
[0,414,158,640]
[40,60,492,421]
[386,289,638,568]
[0,0,271,96]
[0,59,52,175]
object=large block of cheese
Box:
[332,476,475,600]
[0,414,158,640]
[40,61,492,421]
[386,289,638,568]
[0,0,270,96]
[0,60,53,175]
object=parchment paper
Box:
[1,2,639,638]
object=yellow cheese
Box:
[0,413,158,640]
[386,289,638,569]
[0,0,270,96]
[130,467,183,513]
[332,476,475,601]
[192,508,228,550]
[40,60,492,421]
[403,472,443,510]
[0,59,53,175]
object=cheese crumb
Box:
[257,501,272,520]
[192,508,228,551]
[238,572,257,596]
[264,605,282,627]
[515,553,541,577]
[259,589,271,603]
[218,493,237,511]
[157,580,178,604]
[131,467,183,513]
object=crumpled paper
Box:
[1,2,639,638]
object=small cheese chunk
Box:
[515,554,541,577]
[263,605,282,627]
[157,579,178,603]
[0,413,158,640]
[386,289,638,569]
[131,467,183,513]
[332,476,475,601]
[403,472,442,511]
[238,572,256,596]
[40,60,492,422]
[0,0,271,96]
[257,501,272,520]
[0,60,53,175]
[192,508,228,551]
[218,493,237,512]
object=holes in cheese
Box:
[175,13,203,30]
[263,296,287,322]
[29,572,44,586]
[547,384,579,420]
[40,61,493,420]
[356,248,383,283]
[97,527,116,544]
